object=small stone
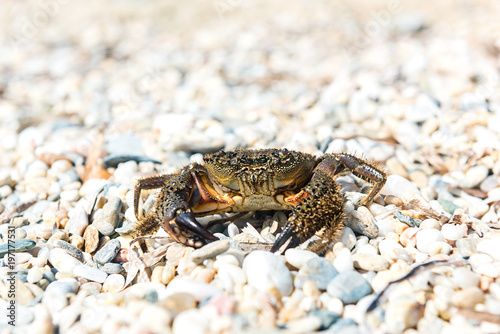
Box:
[80,282,102,295]
[460,165,489,189]
[53,240,83,262]
[286,315,322,334]
[385,296,424,333]
[139,305,173,333]
[163,292,197,315]
[165,277,223,301]
[352,253,389,272]
[243,250,293,296]
[49,248,83,273]
[101,263,123,274]
[83,225,100,253]
[66,206,89,237]
[46,278,80,295]
[327,271,372,304]
[92,197,123,236]
[93,239,121,264]
[480,175,499,192]
[190,239,230,264]
[476,238,500,261]
[0,239,36,257]
[328,318,358,333]
[427,241,452,256]
[452,267,480,289]
[441,223,466,241]
[73,264,108,283]
[102,273,125,292]
[308,310,341,330]
[27,267,43,284]
[162,264,176,285]
[416,229,444,253]
[456,238,476,258]
[419,219,441,230]
[172,309,208,334]
[295,257,338,290]
[332,247,354,273]
[285,249,319,269]
[217,263,246,291]
[452,286,485,309]
[227,223,239,238]
[380,175,421,199]
[338,227,357,250]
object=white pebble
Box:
[227,223,239,238]
[243,250,293,296]
[165,277,223,301]
[27,267,43,284]
[460,165,489,189]
[419,219,441,230]
[217,263,246,291]
[416,229,444,253]
[355,244,378,255]
[476,238,500,261]
[441,224,466,241]
[285,249,318,269]
[48,248,83,273]
[380,175,422,198]
[333,247,354,273]
[327,297,344,314]
[338,227,357,250]
[73,264,108,283]
[103,274,125,292]
[172,309,208,334]
[452,267,480,289]
[427,241,452,256]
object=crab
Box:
[133,148,387,253]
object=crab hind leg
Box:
[271,158,345,253]
[330,152,387,206]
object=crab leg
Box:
[271,158,345,253]
[329,153,387,206]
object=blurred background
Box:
[0,0,499,170]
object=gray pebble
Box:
[93,239,121,264]
[0,238,36,257]
[294,257,338,290]
[73,264,108,283]
[327,271,372,304]
[46,278,80,295]
[100,263,124,274]
[328,318,359,334]
[308,309,340,330]
[53,239,84,262]
[93,197,123,236]
[190,239,230,264]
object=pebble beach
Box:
[1,0,500,333]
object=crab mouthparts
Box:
[175,212,219,242]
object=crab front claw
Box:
[164,211,219,248]
[270,223,300,253]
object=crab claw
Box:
[175,212,219,243]
[270,223,300,253]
